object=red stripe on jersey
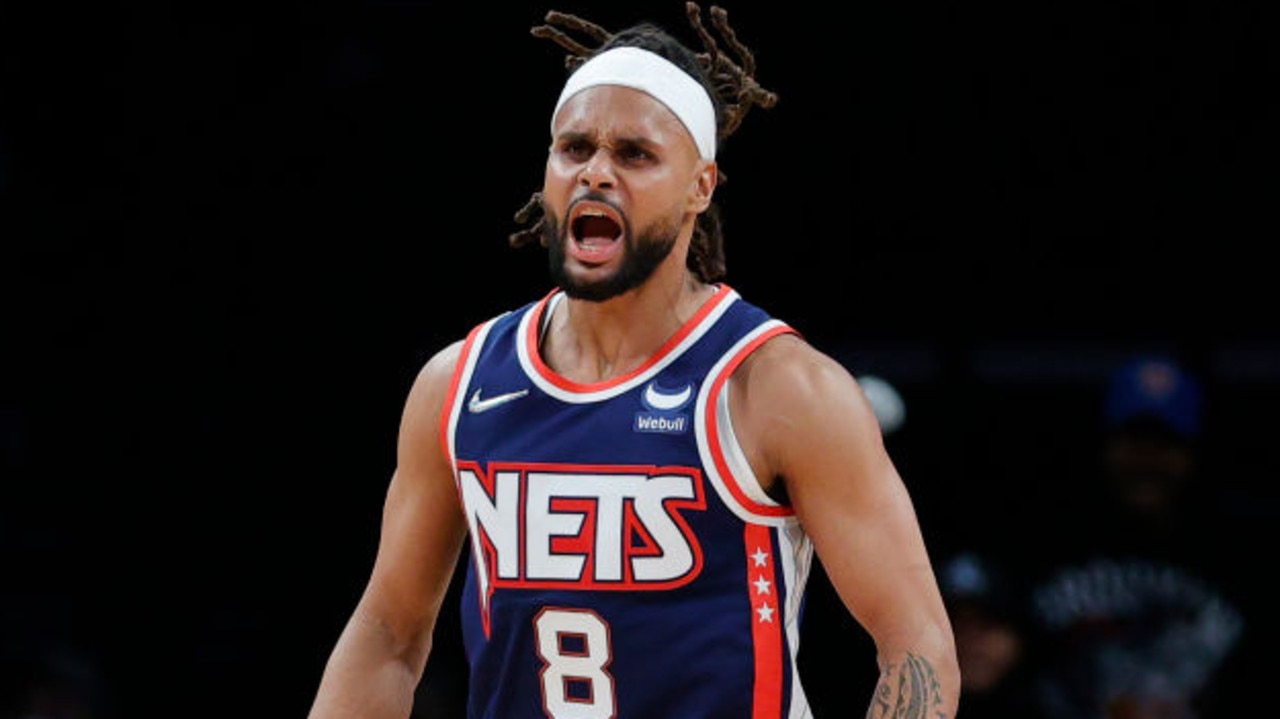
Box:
[439,321,486,469]
[526,283,735,393]
[745,523,784,719]
[704,325,797,518]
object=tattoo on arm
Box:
[864,653,948,719]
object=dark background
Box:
[2,0,1276,716]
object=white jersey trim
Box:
[695,319,800,527]
[443,315,503,476]
[778,522,814,719]
[516,288,740,404]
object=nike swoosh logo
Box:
[467,388,530,414]
[643,382,693,411]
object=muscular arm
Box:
[731,335,960,719]
[309,341,470,719]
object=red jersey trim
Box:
[746,523,784,719]
[523,283,735,394]
[439,320,487,468]
[703,324,798,519]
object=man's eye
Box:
[618,146,651,163]
[563,140,593,159]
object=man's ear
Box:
[689,160,718,213]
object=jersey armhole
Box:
[695,320,800,526]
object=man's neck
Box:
[542,273,716,385]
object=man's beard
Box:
[543,207,680,302]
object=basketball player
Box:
[308,4,959,718]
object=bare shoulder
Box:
[729,332,885,488]
[733,333,870,421]
[407,340,466,404]
[397,339,467,455]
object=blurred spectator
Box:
[1028,354,1247,719]
[938,550,1040,718]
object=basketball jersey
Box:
[439,284,815,719]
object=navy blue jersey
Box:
[440,285,815,719]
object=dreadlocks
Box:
[510,2,778,284]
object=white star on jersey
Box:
[757,602,775,623]
[753,575,772,595]
[750,546,775,622]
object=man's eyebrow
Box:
[612,135,661,151]
[554,130,661,151]
[554,129,591,144]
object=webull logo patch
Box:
[635,414,688,433]
[635,381,694,434]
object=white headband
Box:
[551,46,718,160]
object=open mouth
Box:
[569,203,623,262]
[572,207,622,244]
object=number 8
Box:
[533,607,617,719]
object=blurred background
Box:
[2,1,1276,717]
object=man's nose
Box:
[578,150,616,189]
